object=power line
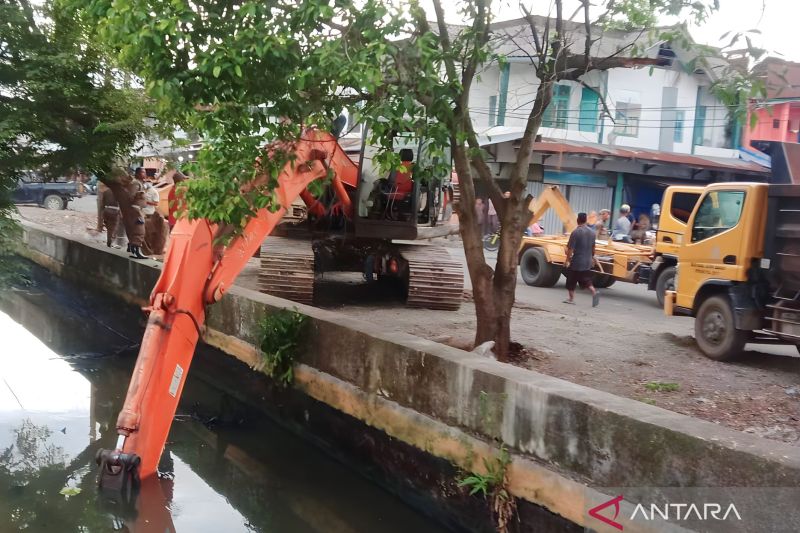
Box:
[468,109,737,130]
[470,107,735,124]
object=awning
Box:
[529,139,769,176]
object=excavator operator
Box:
[367,148,415,221]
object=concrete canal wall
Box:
[17,221,800,532]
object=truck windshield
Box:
[691,190,745,242]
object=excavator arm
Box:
[527,184,577,234]
[97,129,358,490]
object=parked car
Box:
[11,175,79,210]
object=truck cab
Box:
[648,185,703,306]
[664,182,800,360]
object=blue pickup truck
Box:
[11,176,79,210]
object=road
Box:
[71,194,98,214]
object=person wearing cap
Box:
[611,204,633,243]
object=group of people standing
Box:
[96,167,187,260]
[582,205,651,244]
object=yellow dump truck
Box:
[664,180,800,360]
[518,185,653,289]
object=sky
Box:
[426,0,800,63]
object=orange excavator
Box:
[96,127,463,498]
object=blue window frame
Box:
[543,85,571,129]
[674,110,685,142]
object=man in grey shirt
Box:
[565,212,599,307]
[611,204,633,242]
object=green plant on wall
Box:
[256,309,308,387]
[457,446,516,532]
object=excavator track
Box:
[399,245,464,311]
[259,236,315,305]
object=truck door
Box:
[676,188,749,309]
[10,179,28,203]
[657,188,701,257]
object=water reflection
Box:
[0,267,446,533]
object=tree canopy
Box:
[75,0,744,360]
[1,0,156,179]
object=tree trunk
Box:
[452,143,497,347]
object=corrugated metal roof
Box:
[531,139,769,174]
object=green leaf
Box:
[60,487,82,497]
[235,64,243,77]
[213,65,222,78]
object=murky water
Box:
[0,267,448,533]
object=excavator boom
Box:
[528,184,577,234]
[97,129,351,488]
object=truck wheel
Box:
[592,274,615,288]
[42,194,65,210]
[520,247,561,287]
[695,295,747,361]
[656,266,676,308]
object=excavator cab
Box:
[355,130,451,239]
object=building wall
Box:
[470,60,731,154]
[745,103,800,144]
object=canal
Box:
[0,265,449,532]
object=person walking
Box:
[564,212,599,307]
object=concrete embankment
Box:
[18,220,800,532]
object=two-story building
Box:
[742,57,800,149]
[468,18,767,233]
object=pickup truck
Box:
[11,177,79,210]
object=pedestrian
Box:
[142,179,168,256]
[123,170,148,259]
[474,198,485,234]
[95,181,107,233]
[596,209,611,239]
[629,213,651,244]
[586,210,599,230]
[487,197,498,234]
[564,212,599,307]
[167,170,188,230]
[100,186,121,248]
[611,204,633,243]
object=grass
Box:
[644,381,680,392]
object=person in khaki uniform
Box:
[100,186,121,248]
[122,169,148,259]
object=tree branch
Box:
[520,6,543,57]
[458,0,491,110]
[578,79,614,125]
[464,118,505,210]
[582,0,592,68]
[428,0,459,85]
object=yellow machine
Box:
[518,185,653,288]
[664,180,800,360]
[647,185,703,306]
